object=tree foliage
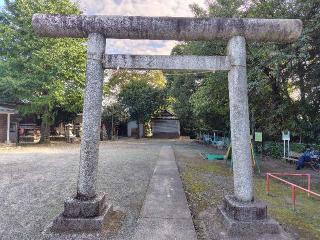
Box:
[117,71,167,125]
[0,0,86,142]
[101,102,128,138]
[169,0,320,142]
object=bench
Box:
[283,151,302,164]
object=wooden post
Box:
[6,114,10,144]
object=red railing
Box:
[266,172,320,210]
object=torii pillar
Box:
[32,14,302,234]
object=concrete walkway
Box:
[133,146,197,240]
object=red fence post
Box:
[291,185,296,211]
[266,174,270,195]
[266,173,320,211]
[307,174,311,197]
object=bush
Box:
[262,141,320,158]
[290,143,306,153]
[263,141,283,158]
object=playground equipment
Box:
[224,132,262,173]
[198,130,229,148]
[224,143,260,173]
[201,139,261,173]
[211,130,227,147]
[266,172,320,210]
[200,153,225,161]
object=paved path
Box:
[133,146,197,240]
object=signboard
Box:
[282,131,290,141]
[255,132,262,142]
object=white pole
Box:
[283,140,285,158]
[6,114,10,144]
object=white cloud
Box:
[77,0,207,55]
[106,39,178,55]
[79,0,206,17]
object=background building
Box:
[0,105,18,144]
[151,110,180,138]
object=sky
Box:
[0,0,208,55]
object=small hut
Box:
[151,110,180,138]
[0,105,18,144]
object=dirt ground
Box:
[0,139,319,240]
[174,142,320,240]
[0,139,166,240]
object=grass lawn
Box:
[175,144,320,240]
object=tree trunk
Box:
[111,115,114,140]
[39,119,50,144]
[139,123,143,138]
[136,119,144,139]
[250,109,255,136]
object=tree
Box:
[190,72,229,131]
[101,103,128,139]
[0,0,86,143]
[108,70,166,90]
[245,0,320,141]
[166,71,199,136]
[166,0,243,136]
[169,0,320,142]
[118,77,166,137]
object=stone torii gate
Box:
[32,14,302,234]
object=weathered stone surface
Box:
[227,36,253,202]
[32,14,302,43]
[217,199,281,236]
[77,33,106,199]
[63,193,107,218]
[104,54,231,71]
[50,204,113,232]
[222,195,267,221]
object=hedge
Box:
[261,141,320,158]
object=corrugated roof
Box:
[0,106,18,114]
[152,110,179,120]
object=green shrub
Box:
[263,141,283,158]
[290,143,306,153]
[262,141,320,158]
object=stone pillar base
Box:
[49,193,113,232]
[217,195,280,236]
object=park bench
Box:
[283,151,302,164]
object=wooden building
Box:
[0,105,18,144]
[151,110,180,138]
